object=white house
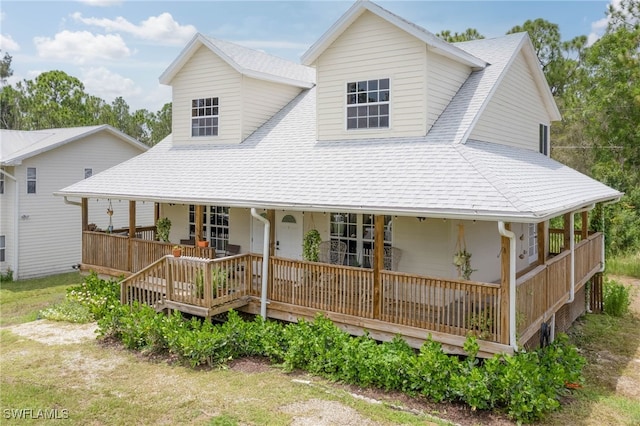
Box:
[0,125,153,280]
[56,2,621,355]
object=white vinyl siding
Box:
[242,77,302,140]
[470,51,549,150]
[315,10,426,140]
[172,46,242,145]
[426,53,471,131]
[14,133,153,279]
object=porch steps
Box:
[155,296,251,319]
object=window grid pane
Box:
[26,168,36,194]
[191,97,219,137]
[346,78,389,129]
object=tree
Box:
[436,28,484,43]
[0,51,13,86]
[147,102,172,145]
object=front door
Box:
[276,211,303,260]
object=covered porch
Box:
[79,199,605,357]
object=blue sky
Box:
[0,1,615,112]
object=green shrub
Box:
[67,272,120,320]
[603,278,632,317]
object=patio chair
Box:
[318,240,347,265]
[384,246,402,271]
[225,244,241,256]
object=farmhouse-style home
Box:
[0,125,153,280]
[56,1,621,356]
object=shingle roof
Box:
[160,34,315,88]
[1,125,147,165]
[57,88,621,222]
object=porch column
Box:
[500,222,512,345]
[581,211,589,240]
[195,205,204,243]
[128,200,136,272]
[563,213,572,252]
[537,221,546,265]
[373,215,384,319]
[81,198,88,231]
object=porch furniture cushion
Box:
[180,238,195,246]
[225,244,241,256]
[318,240,347,265]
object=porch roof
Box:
[57,87,621,223]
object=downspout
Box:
[566,204,595,304]
[498,221,517,351]
[63,196,82,207]
[1,169,19,280]
[250,208,270,319]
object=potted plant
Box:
[197,239,209,248]
[172,245,182,257]
[156,217,172,242]
[302,229,321,262]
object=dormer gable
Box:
[160,33,315,146]
[301,0,487,141]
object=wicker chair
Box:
[318,240,347,265]
[384,246,402,271]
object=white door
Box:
[276,211,303,260]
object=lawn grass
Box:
[0,272,82,326]
[606,252,640,278]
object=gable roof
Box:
[159,33,315,88]
[0,125,148,166]
[301,0,487,69]
[57,88,621,223]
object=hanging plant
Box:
[156,217,172,242]
[302,229,321,262]
[454,224,476,280]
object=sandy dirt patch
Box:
[279,399,383,426]
[6,320,98,345]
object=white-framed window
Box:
[528,223,538,263]
[539,124,549,156]
[330,213,392,267]
[26,167,36,194]
[346,78,390,130]
[189,205,229,250]
[84,168,93,179]
[0,171,4,194]
[0,235,5,262]
[191,97,219,137]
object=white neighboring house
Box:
[0,125,153,280]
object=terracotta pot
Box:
[197,240,209,248]
[172,248,182,257]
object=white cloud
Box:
[586,0,635,46]
[34,30,131,64]
[76,0,123,6]
[71,12,197,46]
[0,34,20,52]
[81,66,141,103]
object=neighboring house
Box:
[57,1,621,356]
[0,125,154,280]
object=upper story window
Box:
[84,168,93,179]
[346,78,389,130]
[0,171,4,194]
[191,97,219,137]
[26,167,36,194]
[539,124,549,156]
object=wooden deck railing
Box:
[517,232,603,337]
[82,231,129,272]
[549,228,587,255]
[270,257,375,318]
[381,271,502,342]
[121,254,257,310]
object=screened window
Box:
[330,213,392,267]
[191,97,219,137]
[189,205,229,251]
[0,235,5,262]
[539,124,549,156]
[84,168,93,179]
[346,78,390,129]
[26,167,36,194]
